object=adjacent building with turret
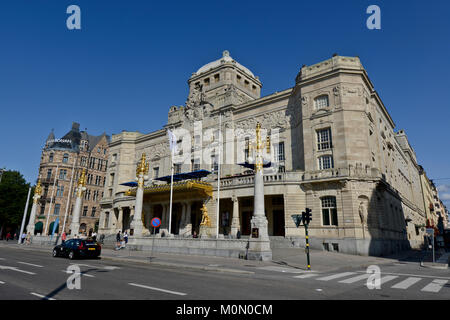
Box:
[33,122,110,236]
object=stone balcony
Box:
[219,171,303,189]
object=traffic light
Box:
[301,211,306,225]
[305,207,312,224]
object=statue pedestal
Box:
[199,225,210,238]
[246,215,272,261]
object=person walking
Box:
[6,232,11,241]
[21,232,26,244]
[92,231,97,242]
[61,232,67,244]
[123,231,128,245]
[115,230,121,249]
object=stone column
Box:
[231,195,240,238]
[70,169,87,237]
[184,202,192,236]
[26,179,42,235]
[117,207,123,232]
[130,153,149,237]
[248,123,271,261]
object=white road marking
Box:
[103,266,120,270]
[0,265,36,275]
[338,274,371,284]
[0,281,5,284]
[71,264,120,271]
[379,275,399,285]
[391,277,422,289]
[356,270,450,280]
[421,279,448,293]
[30,292,56,300]
[293,273,319,279]
[18,262,44,268]
[316,272,357,281]
[62,270,95,278]
[128,283,187,296]
[0,258,5,260]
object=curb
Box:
[420,261,449,270]
[100,255,255,275]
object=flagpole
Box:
[216,112,221,238]
[18,187,32,244]
[62,156,77,235]
[44,165,59,235]
[168,147,174,235]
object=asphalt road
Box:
[0,244,448,300]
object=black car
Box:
[53,239,101,260]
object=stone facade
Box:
[34,122,109,236]
[99,51,434,256]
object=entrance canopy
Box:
[154,169,211,183]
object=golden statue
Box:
[33,178,42,203]
[76,168,87,197]
[136,153,149,177]
[200,204,211,227]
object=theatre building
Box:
[99,51,429,256]
[35,122,109,236]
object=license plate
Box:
[88,248,96,251]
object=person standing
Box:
[116,230,121,248]
[25,232,31,245]
[92,231,97,242]
[61,232,67,244]
[21,232,26,244]
[123,231,128,245]
[6,232,11,241]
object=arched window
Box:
[314,95,329,109]
[49,153,54,163]
[321,196,338,226]
[63,153,69,163]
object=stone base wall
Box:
[127,236,266,259]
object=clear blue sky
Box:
[0,0,449,207]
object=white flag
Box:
[167,129,177,154]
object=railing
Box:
[219,172,302,188]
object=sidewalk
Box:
[1,241,438,274]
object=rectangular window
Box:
[277,142,285,161]
[40,204,46,215]
[104,212,109,228]
[174,164,182,174]
[82,206,88,217]
[91,207,96,217]
[315,95,329,109]
[318,155,334,170]
[322,196,338,226]
[214,74,220,82]
[81,157,87,167]
[317,128,332,150]
[47,169,52,179]
[109,173,115,187]
[56,186,64,197]
[245,138,250,161]
[59,169,67,180]
[193,159,200,171]
[54,204,60,216]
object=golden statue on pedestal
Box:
[200,204,211,227]
[76,168,87,197]
[136,153,149,177]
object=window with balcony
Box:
[322,196,338,226]
[318,155,334,170]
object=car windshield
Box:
[84,240,97,244]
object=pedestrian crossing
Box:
[292,271,449,294]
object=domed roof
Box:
[194,50,255,78]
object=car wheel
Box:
[52,249,58,257]
[68,250,75,260]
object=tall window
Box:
[59,169,67,180]
[174,163,182,174]
[63,153,69,163]
[318,155,334,170]
[317,128,332,150]
[81,157,87,167]
[314,95,329,109]
[109,173,115,187]
[54,204,61,216]
[91,207,96,217]
[322,196,338,226]
[245,137,250,161]
[49,153,54,163]
[56,186,64,197]
[82,206,88,217]
[46,169,52,179]
[277,142,285,161]
[211,153,218,173]
[193,159,200,171]
[104,212,109,228]
[40,204,46,215]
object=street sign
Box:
[151,217,161,228]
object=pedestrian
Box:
[236,229,241,239]
[123,231,128,244]
[6,232,11,241]
[116,230,121,249]
[92,231,97,242]
[14,233,17,241]
[21,232,26,244]
[61,232,67,244]
[25,232,31,245]
[193,231,198,238]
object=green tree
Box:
[0,170,32,237]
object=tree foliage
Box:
[0,170,32,229]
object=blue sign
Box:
[151,217,161,228]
